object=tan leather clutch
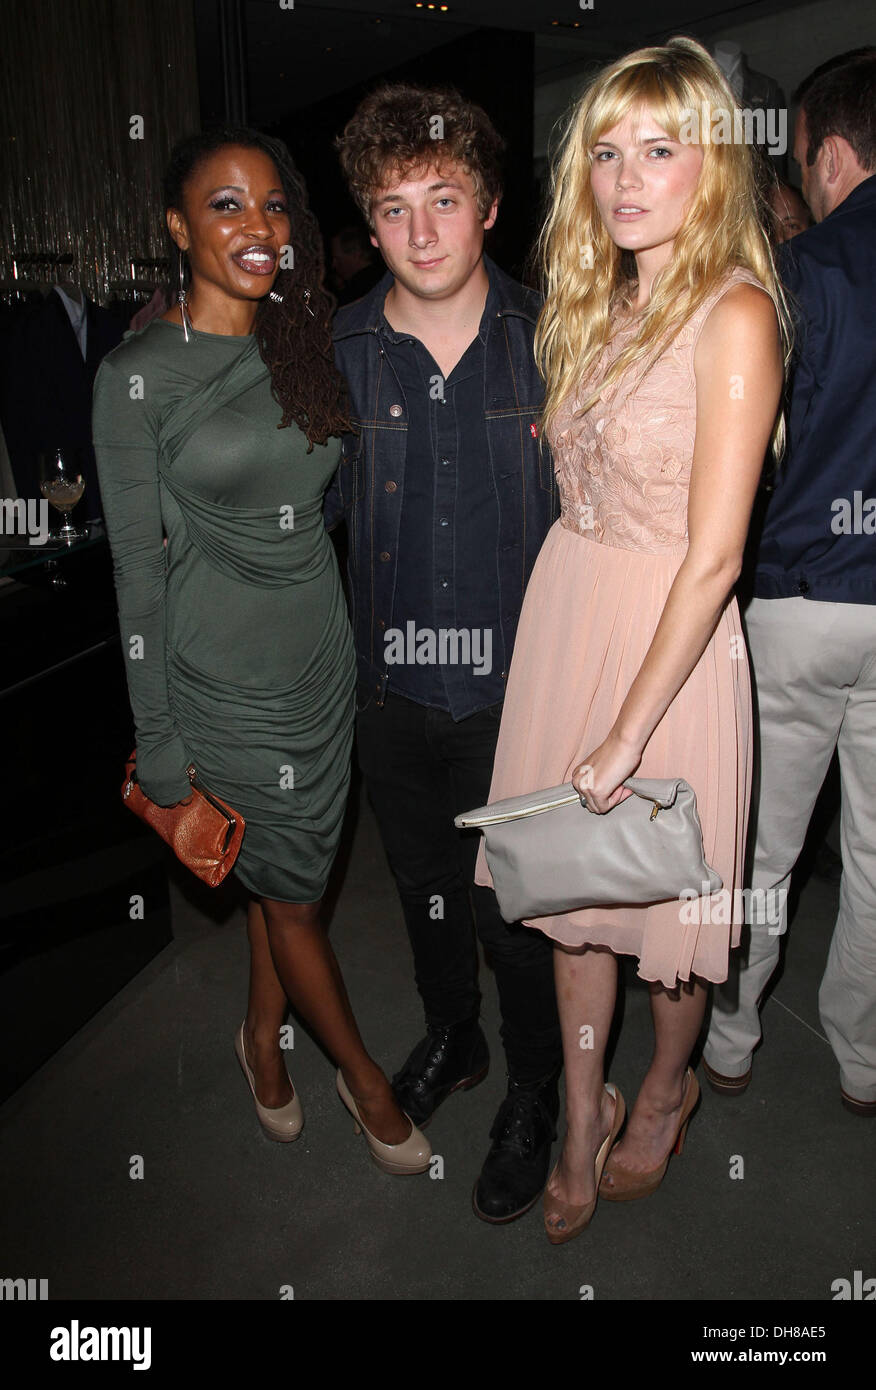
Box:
[121,749,245,887]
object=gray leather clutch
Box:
[455,777,722,923]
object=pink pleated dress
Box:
[474,266,764,987]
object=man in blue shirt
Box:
[704,50,876,1116]
[327,83,563,1221]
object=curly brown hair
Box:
[164,126,350,450]
[335,83,505,227]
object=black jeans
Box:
[356,689,562,1083]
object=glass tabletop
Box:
[0,520,106,579]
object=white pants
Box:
[704,597,876,1102]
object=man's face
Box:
[368,160,497,301]
[793,108,829,222]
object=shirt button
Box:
[797,578,810,594]
[389,404,403,418]
[439,517,449,527]
[384,480,397,493]
[441,458,450,467]
[378,619,385,628]
[440,579,449,589]
[379,551,390,561]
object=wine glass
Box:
[38,448,86,543]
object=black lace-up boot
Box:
[391,1019,489,1128]
[472,1067,561,1223]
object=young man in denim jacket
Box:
[326,84,563,1221]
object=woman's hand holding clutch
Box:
[571,730,643,814]
[134,735,195,808]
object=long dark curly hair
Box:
[163,126,350,449]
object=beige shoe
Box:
[336,1069,431,1174]
[543,1082,626,1244]
[235,1022,303,1142]
[599,1067,699,1201]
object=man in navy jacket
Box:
[327,84,563,1219]
[705,50,876,1115]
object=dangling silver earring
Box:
[268,289,284,304]
[177,247,193,342]
[303,288,315,318]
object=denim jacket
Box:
[325,253,559,707]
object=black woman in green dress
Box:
[93,128,429,1174]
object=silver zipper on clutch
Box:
[186,764,236,830]
[460,788,667,827]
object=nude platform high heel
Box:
[543,1082,626,1245]
[336,1069,431,1175]
[599,1066,700,1201]
[234,1021,303,1142]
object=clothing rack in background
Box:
[0,251,76,306]
[106,256,171,312]
[0,252,171,311]
[0,247,128,518]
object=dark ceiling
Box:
[195,0,806,126]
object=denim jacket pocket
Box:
[485,398,543,417]
[339,440,364,498]
[354,678,376,714]
[486,404,555,495]
[336,442,364,562]
[536,437,558,494]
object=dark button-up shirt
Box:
[378,290,504,716]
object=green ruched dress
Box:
[92,318,355,902]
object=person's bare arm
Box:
[574,282,783,811]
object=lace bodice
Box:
[549,267,765,554]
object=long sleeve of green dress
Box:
[93,354,193,805]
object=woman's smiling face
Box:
[167,144,292,304]
[590,104,704,261]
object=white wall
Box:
[533,0,874,160]
[705,0,874,105]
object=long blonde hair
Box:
[535,36,793,457]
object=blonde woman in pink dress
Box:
[474,36,792,1243]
